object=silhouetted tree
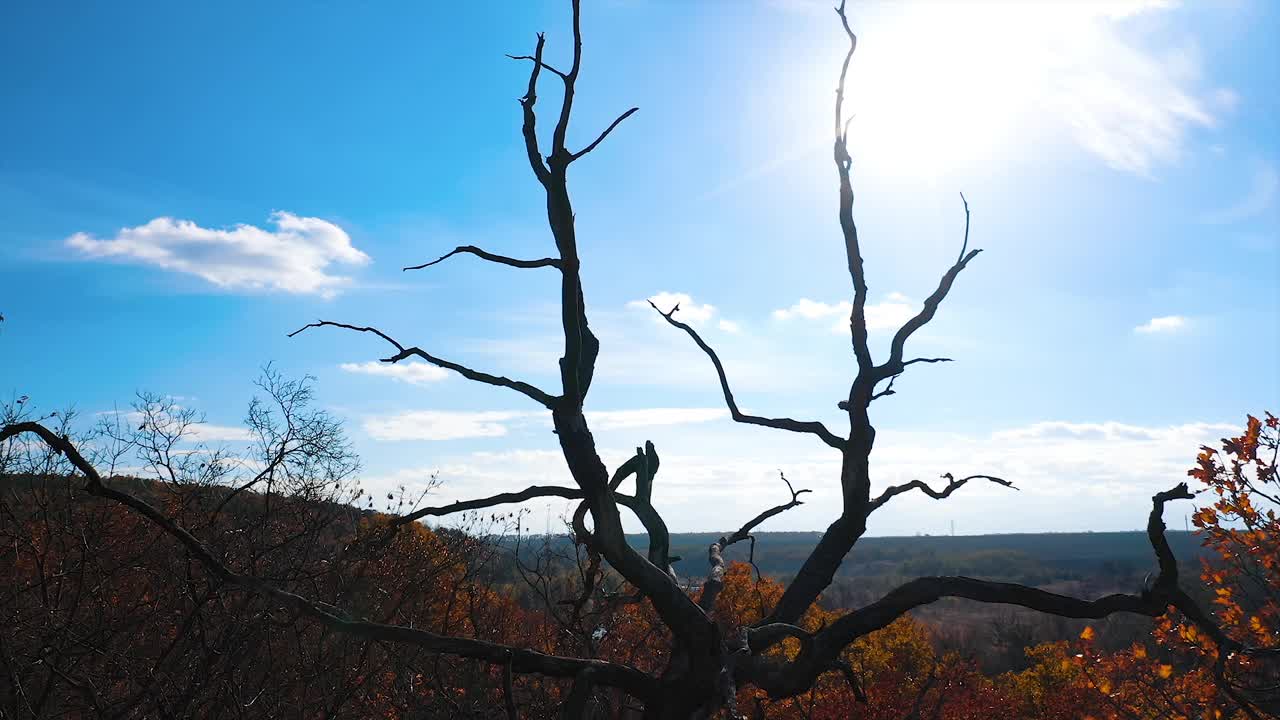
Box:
[4,2,1275,718]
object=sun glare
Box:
[773,1,1187,181]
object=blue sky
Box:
[2,0,1277,536]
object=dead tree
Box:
[4,2,1277,718]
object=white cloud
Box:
[340,361,448,386]
[585,408,728,431]
[864,292,918,333]
[629,291,740,331]
[772,293,917,334]
[363,406,731,441]
[772,298,846,321]
[364,410,533,441]
[991,420,1231,444]
[1202,162,1278,224]
[187,423,254,443]
[66,212,369,297]
[96,409,253,443]
[358,416,1240,536]
[630,291,715,324]
[1135,315,1187,334]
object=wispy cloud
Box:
[66,212,369,297]
[1135,315,1187,334]
[364,410,530,441]
[629,291,740,331]
[772,293,917,333]
[362,407,730,441]
[96,409,252,443]
[1202,162,1279,224]
[586,408,728,431]
[340,361,448,385]
[360,417,1238,535]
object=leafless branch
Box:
[507,53,568,81]
[570,107,639,161]
[393,485,586,527]
[518,33,551,184]
[831,659,867,703]
[403,245,562,272]
[956,192,971,264]
[288,320,557,408]
[549,0,584,160]
[869,473,1017,513]
[741,483,1278,700]
[832,0,871,371]
[700,472,811,610]
[650,302,844,450]
[903,357,953,367]
[879,195,982,377]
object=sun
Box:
[764,2,1147,182]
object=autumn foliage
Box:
[3,413,1278,718]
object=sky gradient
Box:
[2,0,1277,536]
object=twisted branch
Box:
[650,301,843,450]
[288,321,556,408]
[869,473,1017,513]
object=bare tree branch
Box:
[903,357,953,367]
[393,485,586,527]
[700,472,811,611]
[833,0,871,372]
[518,33,551,185]
[570,107,639,162]
[831,659,867,704]
[288,321,557,408]
[956,192,971,264]
[549,0,584,160]
[507,53,569,81]
[650,302,844,450]
[869,473,1017,513]
[403,245,562,272]
[878,194,982,378]
[742,483,1275,701]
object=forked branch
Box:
[507,53,569,82]
[700,472,811,611]
[878,194,982,378]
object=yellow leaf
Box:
[1158,664,1174,679]
[1080,626,1096,641]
